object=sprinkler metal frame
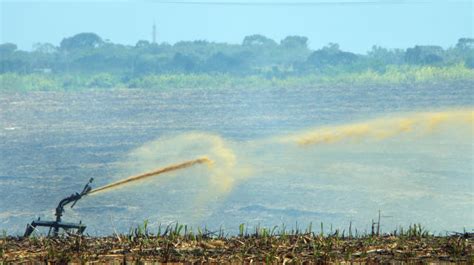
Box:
[24,178,94,237]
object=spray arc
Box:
[23,157,211,237]
[89,157,212,195]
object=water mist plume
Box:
[281,109,473,146]
[81,109,472,229]
[89,157,212,195]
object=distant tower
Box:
[152,22,157,44]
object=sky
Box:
[0,0,472,53]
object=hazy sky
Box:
[1,0,472,53]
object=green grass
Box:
[1,64,473,91]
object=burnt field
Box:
[2,225,473,264]
[1,85,473,236]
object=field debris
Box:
[2,224,473,264]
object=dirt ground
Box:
[2,232,473,264]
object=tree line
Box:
[1,33,473,78]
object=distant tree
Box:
[405,45,444,65]
[466,56,474,69]
[453,38,474,68]
[367,45,405,70]
[0,43,25,73]
[135,40,150,48]
[322,42,340,53]
[170,52,196,72]
[204,52,244,73]
[2,35,472,81]
[133,54,168,74]
[242,34,277,47]
[0,43,17,54]
[172,40,213,59]
[60,33,104,51]
[306,43,357,68]
[33,43,57,54]
[280,36,308,49]
[233,50,254,62]
[173,40,211,52]
[456,38,474,50]
[0,51,30,73]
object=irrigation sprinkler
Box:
[24,178,94,237]
[22,157,211,237]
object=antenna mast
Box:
[152,21,157,44]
